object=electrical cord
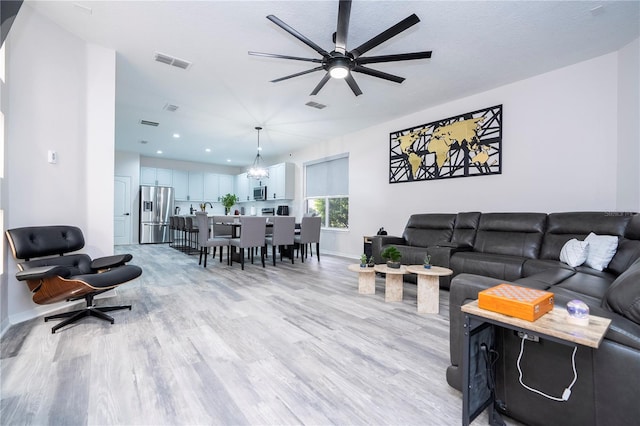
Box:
[517,334,577,402]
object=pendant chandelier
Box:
[247,126,269,179]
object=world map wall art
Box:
[389,105,502,183]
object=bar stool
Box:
[184,216,199,255]
[175,216,187,252]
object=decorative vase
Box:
[386,261,401,269]
[368,260,375,267]
[424,264,432,269]
[360,263,367,268]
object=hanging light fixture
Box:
[247,126,269,179]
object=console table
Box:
[461,300,611,426]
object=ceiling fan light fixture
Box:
[247,126,270,179]
[329,65,349,79]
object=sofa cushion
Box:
[393,245,430,266]
[608,214,640,275]
[605,258,640,324]
[559,238,589,267]
[584,233,618,271]
[473,213,547,258]
[451,211,481,248]
[540,212,631,261]
[553,271,616,301]
[402,213,456,247]
[450,252,525,281]
[522,258,574,277]
[514,267,576,290]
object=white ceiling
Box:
[27,0,640,167]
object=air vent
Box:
[305,101,327,109]
[140,120,159,127]
[163,103,179,112]
[140,140,149,144]
[154,52,192,70]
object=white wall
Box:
[4,5,117,324]
[275,50,633,259]
[616,38,640,211]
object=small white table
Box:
[405,265,453,314]
[347,264,376,295]
[373,264,408,302]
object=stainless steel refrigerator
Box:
[139,185,174,244]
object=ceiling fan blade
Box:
[249,51,323,63]
[335,0,352,54]
[345,73,363,96]
[271,66,324,83]
[267,15,330,57]
[357,51,432,64]
[310,73,331,96]
[353,65,405,84]
[351,14,420,59]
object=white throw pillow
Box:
[584,232,618,271]
[559,238,589,267]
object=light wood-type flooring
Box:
[1,244,517,425]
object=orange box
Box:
[478,284,554,321]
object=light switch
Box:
[48,150,57,164]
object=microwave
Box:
[253,186,267,201]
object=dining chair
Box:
[195,212,229,267]
[265,216,296,266]
[295,216,321,262]
[228,216,267,270]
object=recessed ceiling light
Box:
[257,147,263,151]
[156,150,163,154]
[205,148,211,153]
[226,159,231,162]
[173,133,180,138]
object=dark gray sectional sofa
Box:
[371,211,640,426]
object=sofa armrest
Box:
[446,273,510,390]
[91,254,133,271]
[16,265,72,281]
[370,235,407,263]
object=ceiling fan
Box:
[248,0,432,96]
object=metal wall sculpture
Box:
[389,105,502,183]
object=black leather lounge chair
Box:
[5,225,143,333]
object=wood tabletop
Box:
[462,300,611,348]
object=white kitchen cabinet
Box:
[140,167,173,186]
[203,173,220,202]
[188,172,204,202]
[267,162,295,200]
[173,170,189,200]
[218,174,235,200]
[156,168,173,186]
[235,173,251,203]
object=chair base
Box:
[44,294,132,334]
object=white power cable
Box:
[517,334,577,402]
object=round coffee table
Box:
[347,264,376,295]
[406,265,453,314]
[373,264,408,302]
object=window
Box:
[305,155,349,229]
